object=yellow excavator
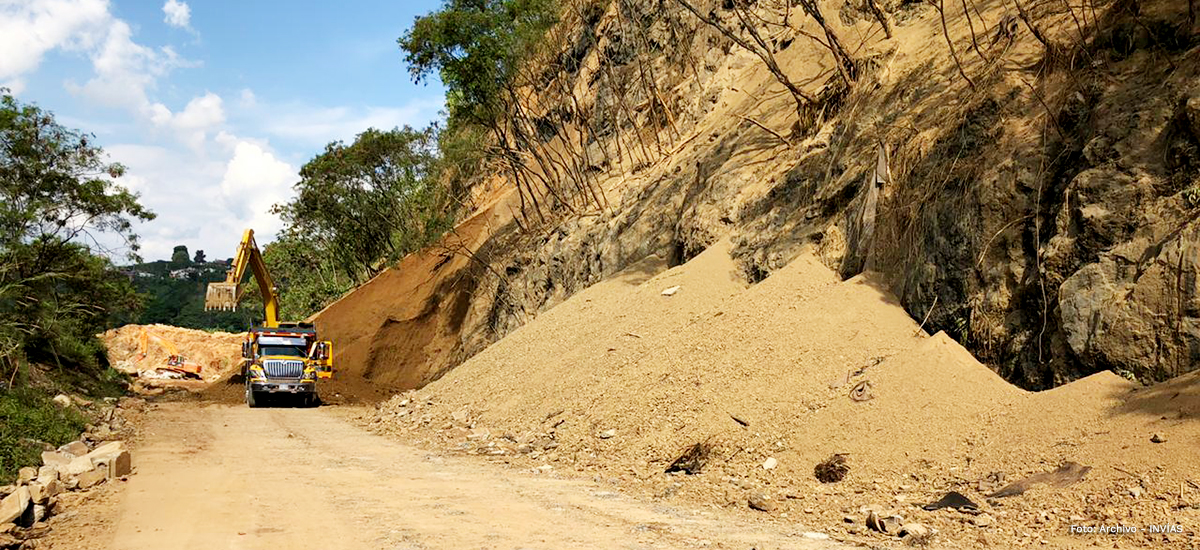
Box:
[135,328,201,377]
[205,229,333,407]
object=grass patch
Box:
[0,384,88,481]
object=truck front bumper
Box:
[250,381,315,394]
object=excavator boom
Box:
[204,229,281,328]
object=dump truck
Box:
[205,229,333,407]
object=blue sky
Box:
[0,0,446,260]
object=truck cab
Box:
[241,324,333,407]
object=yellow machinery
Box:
[205,229,334,407]
[135,328,200,376]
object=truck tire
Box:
[246,384,260,408]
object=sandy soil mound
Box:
[102,324,244,383]
[364,243,1200,549]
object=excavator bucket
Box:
[205,282,241,311]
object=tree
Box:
[171,245,190,266]
[272,126,453,283]
[193,249,206,263]
[0,90,154,372]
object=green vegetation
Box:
[126,259,255,331]
[263,126,457,320]
[0,90,152,374]
[1,90,150,479]
[0,382,87,481]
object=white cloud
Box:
[148,91,225,149]
[66,19,183,112]
[259,98,444,147]
[162,0,191,30]
[1,78,25,95]
[103,138,298,260]
[0,0,111,81]
[219,140,297,236]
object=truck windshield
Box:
[258,345,306,358]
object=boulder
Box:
[0,487,29,525]
[58,441,88,458]
[76,468,106,490]
[64,456,96,477]
[1059,222,1200,381]
[747,492,777,512]
[16,467,36,485]
[27,480,60,504]
[51,395,71,408]
[39,451,71,468]
[92,450,131,479]
[35,466,58,484]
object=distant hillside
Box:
[121,256,257,332]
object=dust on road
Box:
[43,401,843,550]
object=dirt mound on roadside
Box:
[365,242,1200,549]
[102,324,244,383]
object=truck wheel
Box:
[246,384,259,408]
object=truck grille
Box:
[263,360,304,379]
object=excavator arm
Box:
[204,229,280,328]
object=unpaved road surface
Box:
[46,402,843,549]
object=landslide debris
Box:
[363,242,1200,548]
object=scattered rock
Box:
[899,522,930,539]
[747,492,777,512]
[762,457,777,470]
[16,468,36,486]
[0,487,29,525]
[848,380,873,401]
[972,514,994,527]
[466,428,490,441]
[64,456,95,477]
[1128,486,1143,498]
[51,395,71,408]
[451,409,470,424]
[923,491,980,512]
[661,285,681,296]
[597,429,616,439]
[1150,433,1165,444]
[665,442,712,475]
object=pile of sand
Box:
[365,242,1200,548]
[102,324,245,383]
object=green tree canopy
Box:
[400,0,559,124]
[0,90,154,371]
[171,245,190,266]
[271,126,452,282]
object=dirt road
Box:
[45,402,843,550]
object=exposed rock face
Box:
[316,0,1199,390]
